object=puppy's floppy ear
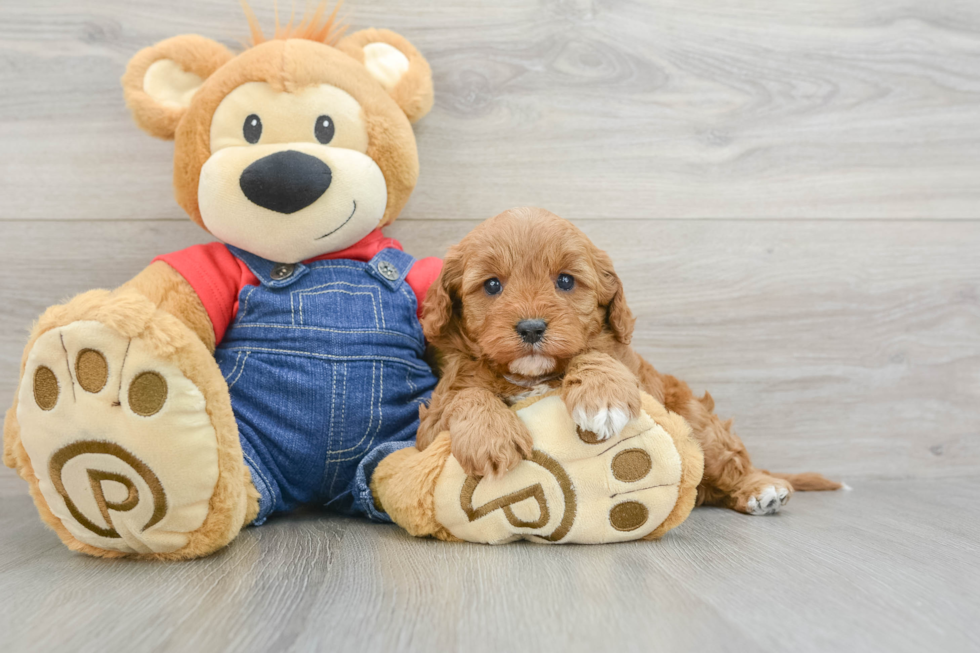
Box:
[593,248,636,345]
[421,248,464,345]
[337,29,434,124]
[121,35,234,140]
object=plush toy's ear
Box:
[337,28,434,124]
[121,35,234,140]
[593,248,636,345]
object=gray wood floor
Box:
[2,467,978,653]
[1,0,979,651]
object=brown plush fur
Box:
[370,433,462,542]
[122,27,430,230]
[419,207,841,514]
[337,28,435,126]
[125,262,217,351]
[121,35,234,140]
[2,286,258,559]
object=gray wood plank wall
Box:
[1,0,978,483]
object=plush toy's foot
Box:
[4,290,256,560]
[375,393,704,545]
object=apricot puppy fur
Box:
[418,207,840,515]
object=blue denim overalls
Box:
[214,245,438,524]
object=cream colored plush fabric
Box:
[362,43,410,91]
[17,321,223,554]
[433,393,700,545]
[143,59,204,109]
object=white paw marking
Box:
[746,485,790,515]
[572,405,631,441]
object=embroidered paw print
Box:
[434,394,689,544]
[18,320,220,554]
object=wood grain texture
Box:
[2,465,978,653]
[1,1,979,650]
[2,0,980,220]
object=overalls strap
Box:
[225,245,312,288]
[365,248,416,290]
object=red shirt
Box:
[154,229,442,344]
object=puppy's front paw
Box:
[570,405,633,442]
[562,359,641,442]
[449,412,533,479]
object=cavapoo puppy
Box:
[417,207,839,515]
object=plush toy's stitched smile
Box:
[316,200,356,240]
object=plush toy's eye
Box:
[556,273,575,291]
[243,114,262,144]
[315,115,335,144]
[484,278,502,296]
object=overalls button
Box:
[271,263,295,280]
[378,261,399,281]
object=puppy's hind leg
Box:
[682,402,791,514]
[652,373,793,515]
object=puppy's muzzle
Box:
[239,150,332,214]
[516,319,547,344]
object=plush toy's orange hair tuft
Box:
[241,1,348,47]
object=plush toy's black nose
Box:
[239,150,332,214]
[515,319,547,344]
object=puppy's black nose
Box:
[516,319,547,344]
[239,150,332,214]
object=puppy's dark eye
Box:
[243,114,262,144]
[315,115,335,144]
[484,278,502,296]
[556,274,575,291]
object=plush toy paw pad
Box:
[434,395,687,544]
[17,321,220,554]
[746,485,791,515]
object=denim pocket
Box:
[293,281,387,331]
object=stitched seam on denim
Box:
[226,352,250,390]
[327,360,374,460]
[222,351,243,382]
[236,285,259,324]
[338,363,348,491]
[341,363,347,459]
[399,285,426,343]
[242,450,278,508]
[218,347,431,371]
[320,362,338,498]
[299,286,382,327]
[220,323,423,345]
[293,280,383,328]
[327,362,383,463]
[295,281,379,292]
[304,263,368,272]
[297,289,380,329]
[326,361,349,495]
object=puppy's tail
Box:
[762,470,843,492]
